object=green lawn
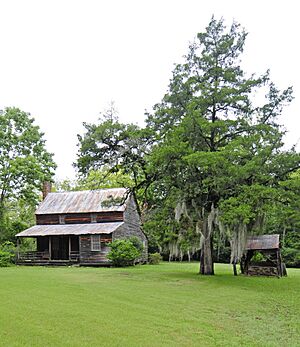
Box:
[0,263,299,347]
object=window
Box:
[91,235,101,251]
[91,213,97,223]
[59,215,65,224]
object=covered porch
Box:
[17,235,80,265]
[15,222,122,265]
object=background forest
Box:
[0,18,299,270]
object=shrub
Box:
[107,239,141,267]
[282,248,300,268]
[0,241,15,266]
[129,236,144,253]
[0,250,13,267]
[148,253,162,265]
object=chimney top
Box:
[42,182,52,200]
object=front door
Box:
[51,236,69,260]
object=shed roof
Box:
[245,234,280,250]
[36,188,128,215]
[16,222,124,237]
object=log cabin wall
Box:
[113,195,148,262]
[36,214,59,225]
[79,234,112,263]
[36,212,124,225]
[96,212,123,222]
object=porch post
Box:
[49,236,52,260]
[16,237,20,261]
[69,236,71,260]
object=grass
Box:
[0,263,299,347]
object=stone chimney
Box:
[42,181,52,200]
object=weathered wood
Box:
[113,195,148,262]
[16,237,20,261]
[17,190,148,266]
[246,234,280,250]
[247,266,278,276]
[69,236,71,260]
[37,212,124,225]
[37,214,59,225]
[18,251,50,261]
[49,237,52,260]
[242,235,285,277]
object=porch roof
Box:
[16,222,124,237]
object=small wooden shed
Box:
[240,234,286,277]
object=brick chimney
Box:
[42,181,52,200]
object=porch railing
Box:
[18,251,50,261]
[17,251,80,262]
[70,251,80,261]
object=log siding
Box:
[79,235,112,263]
[17,189,148,266]
[113,195,148,262]
[37,212,124,225]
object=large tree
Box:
[76,18,300,275]
[146,17,299,274]
[0,107,56,237]
[76,109,155,214]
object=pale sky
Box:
[0,0,299,179]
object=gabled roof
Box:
[36,188,128,215]
[16,222,124,237]
[245,234,280,250]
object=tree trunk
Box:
[187,250,191,262]
[282,227,286,248]
[233,261,237,276]
[199,215,214,275]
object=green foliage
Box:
[146,17,299,272]
[55,168,134,192]
[282,248,300,268]
[0,199,35,243]
[0,241,16,266]
[0,107,56,206]
[284,230,300,249]
[0,251,12,267]
[75,18,300,275]
[0,107,56,242]
[75,107,156,217]
[107,239,141,267]
[148,252,162,265]
[129,236,144,253]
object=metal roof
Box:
[16,222,124,237]
[245,234,280,250]
[36,188,129,215]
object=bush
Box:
[129,236,144,253]
[107,239,141,267]
[0,250,13,267]
[148,253,162,265]
[282,248,300,268]
[0,241,15,267]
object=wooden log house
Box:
[16,187,148,265]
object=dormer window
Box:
[59,215,65,224]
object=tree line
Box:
[1,18,300,273]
